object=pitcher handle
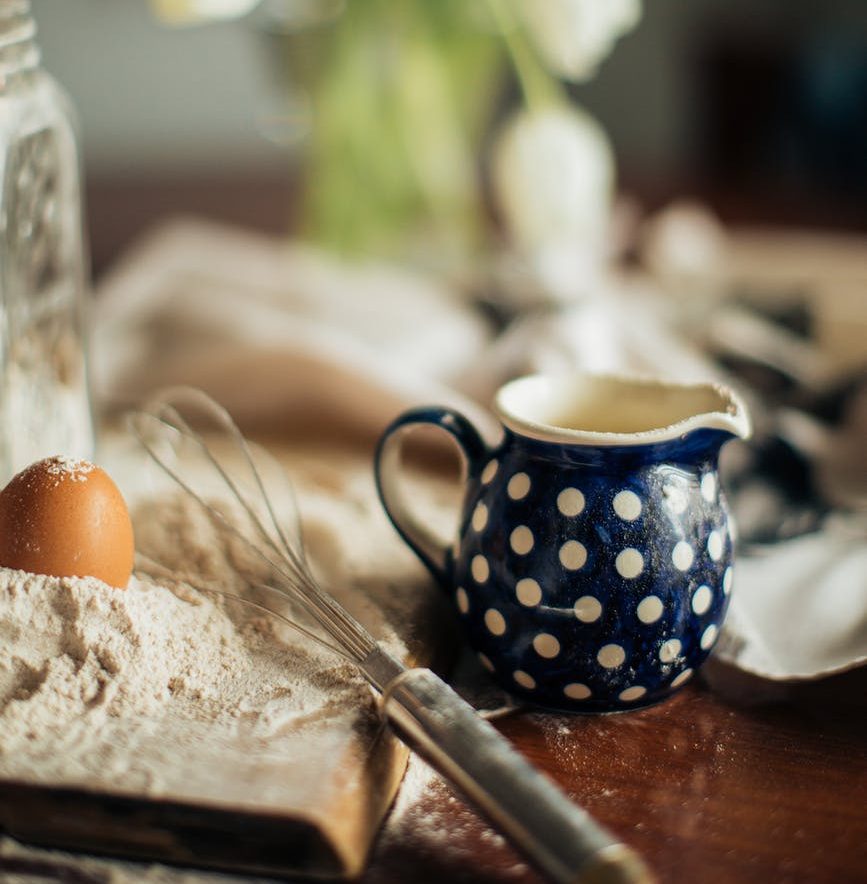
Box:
[375,407,488,588]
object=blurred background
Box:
[32,0,867,276]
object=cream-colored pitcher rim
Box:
[494,372,752,447]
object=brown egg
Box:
[0,456,135,589]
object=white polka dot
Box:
[481,460,498,484]
[659,638,682,663]
[471,555,489,583]
[636,595,664,624]
[615,548,644,579]
[701,473,717,502]
[613,490,642,521]
[701,624,719,650]
[557,487,585,517]
[707,530,723,561]
[507,472,531,500]
[663,485,688,514]
[510,525,534,555]
[672,541,694,571]
[478,653,495,672]
[513,670,536,689]
[573,595,602,623]
[456,587,469,614]
[692,585,712,615]
[597,644,626,669]
[484,608,506,636]
[515,577,542,607]
[723,567,734,595]
[563,683,591,700]
[533,633,561,659]
[472,502,488,532]
[671,668,693,687]
[619,686,647,702]
[728,516,739,542]
[559,540,587,570]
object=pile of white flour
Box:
[0,443,447,793]
[0,564,366,772]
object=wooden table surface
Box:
[68,178,867,884]
[364,676,867,884]
[2,673,864,883]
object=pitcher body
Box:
[376,373,750,712]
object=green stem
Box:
[485,0,563,110]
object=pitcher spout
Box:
[688,381,752,442]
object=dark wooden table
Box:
[72,177,867,884]
[363,674,866,884]
[2,674,863,883]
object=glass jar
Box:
[0,1,93,483]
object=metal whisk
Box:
[129,387,653,884]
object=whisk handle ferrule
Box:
[381,668,654,884]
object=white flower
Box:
[492,103,614,300]
[515,0,642,82]
[149,0,261,26]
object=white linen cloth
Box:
[92,218,867,687]
[92,219,495,441]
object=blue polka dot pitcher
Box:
[375,373,751,713]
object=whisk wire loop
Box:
[128,389,378,663]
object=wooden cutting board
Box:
[0,440,457,879]
[0,717,404,878]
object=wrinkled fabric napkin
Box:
[92,217,867,690]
